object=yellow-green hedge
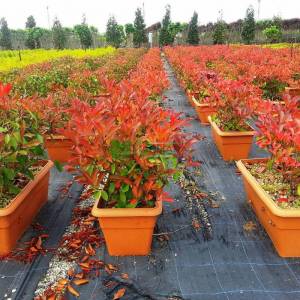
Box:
[0,47,115,72]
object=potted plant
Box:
[237,98,300,257]
[208,79,261,161]
[62,90,198,256]
[191,71,218,125]
[0,83,53,255]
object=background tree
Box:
[187,12,199,45]
[25,15,36,29]
[263,25,282,43]
[0,18,12,49]
[159,5,173,46]
[241,6,255,44]
[52,18,66,49]
[125,23,135,36]
[133,7,147,47]
[213,20,227,44]
[74,17,93,49]
[106,16,122,48]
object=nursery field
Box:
[0,45,299,300]
[0,47,115,72]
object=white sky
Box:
[2,0,300,33]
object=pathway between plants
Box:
[1,56,300,300]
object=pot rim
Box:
[45,135,70,141]
[92,197,162,218]
[192,96,214,108]
[0,160,53,216]
[237,158,300,217]
[208,116,255,136]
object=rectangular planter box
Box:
[45,135,73,163]
[0,160,53,255]
[92,199,162,256]
[192,97,216,125]
[237,158,300,257]
[208,116,255,161]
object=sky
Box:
[2,0,300,33]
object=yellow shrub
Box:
[0,47,115,72]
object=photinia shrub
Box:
[210,78,262,131]
[0,83,46,208]
[256,96,300,205]
[61,49,198,208]
[62,96,198,208]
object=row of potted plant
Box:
[7,49,147,165]
[0,48,198,257]
[166,45,300,102]
[0,48,151,255]
[62,48,197,256]
[165,45,300,257]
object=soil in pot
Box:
[237,158,300,257]
[0,160,53,255]
[208,116,255,161]
[92,198,162,256]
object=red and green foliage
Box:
[256,96,300,204]
[62,49,198,208]
[0,83,45,208]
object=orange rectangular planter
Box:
[285,87,300,97]
[237,158,300,257]
[208,116,255,161]
[192,97,216,125]
[45,135,73,163]
[92,198,162,256]
[0,160,53,256]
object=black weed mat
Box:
[1,59,300,300]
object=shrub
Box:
[0,83,45,208]
[255,97,300,205]
[263,25,282,43]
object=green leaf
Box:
[85,164,94,176]
[121,183,129,193]
[2,168,15,181]
[119,192,126,204]
[93,190,102,200]
[0,127,7,133]
[101,190,109,201]
[297,184,300,197]
[108,182,115,195]
[8,185,21,195]
[111,163,116,174]
[109,140,131,160]
[4,134,10,144]
[54,160,63,172]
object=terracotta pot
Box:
[0,160,53,255]
[208,116,255,161]
[45,135,73,163]
[285,87,300,97]
[192,97,217,125]
[237,158,300,257]
[92,198,162,256]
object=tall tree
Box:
[241,6,255,44]
[25,15,36,29]
[74,17,93,49]
[52,18,66,49]
[106,16,122,48]
[187,12,199,45]
[159,5,173,46]
[0,18,12,49]
[213,20,227,44]
[133,7,147,47]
